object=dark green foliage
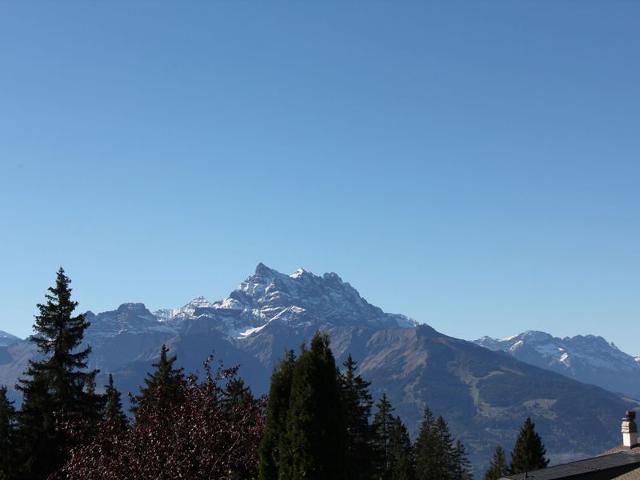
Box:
[483,445,508,480]
[132,344,185,420]
[371,395,415,480]
[414,408,436,480]
[340,354,376,480]
[432,416,455,479]
[225,377,254,407]
[451,440,473,480]
[15,268,100,479]
[0,386,16,480]
[414,411,463,480]
[104,374,127,428]
[510,417,549,474]
[281,333,348,479]
[259,350,295,480]
[389,416,414,480]
[81,376,107,441]
[372,393,396,479]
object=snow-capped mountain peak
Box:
[104,264,416,341]
[289,267,307,279]
[475,331,640,399]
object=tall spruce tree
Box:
[0,386,16,480]
[104,374,127,428]
[432,416,455,480]
[451,440,473,480]
[372,393,396,480]
[483,446,508,480]
[281,333,347,479]
[16,268,99,479]
[132,344,185,419]
[340,355,375,480]
[415,413,455,480]
[259,350,296,480]
[509,417,549,474]
[414,408,436,480]
[224,377,254,407]
[389,416,414,480]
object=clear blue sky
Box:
[1,2,638,354]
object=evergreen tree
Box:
[371,393,396,479]
[483,446,508,480]
[132,344,185,419]
[415,413,455,480]
[389,416,414,480]
[104,374,127,428]
[414,408,436,480]
[258,350,295,480]
[432,416,455,480]
[510,417,549,474]
[224,377,254,407]
[80,375,107,442]
[340,354,375,480]
[451,440,473,480]
[16,268,99,479]
[0,386,16,480]
[281,332,347,479]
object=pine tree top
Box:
[133,344,185,418]
[104,374,127,427]
[510,417,549,474]
[484,445,508,480]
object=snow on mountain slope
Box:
[83,264,416,342]
[85,303,176,339]
[0,330,20,347]
[475,331,640,399]
[151,263,416,339]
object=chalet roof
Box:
[502,447,640,480]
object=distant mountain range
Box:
[475,331,640,399]
[0,264,636,472]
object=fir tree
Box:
[224,377,254,407]
[509,417,549,474]
[104,374,127,428]
[81,375,107,442]
[281,332,347,479]
[0,386,16,480]
[132,344,185,419]
[431,416,455,480]
[415,413,456,480]
[414,408,436,480]
[258,350,295,480]
[451,440,473,480]
[483,446,508,480]
[340,354,375,480]
[389,416,414,480]
[16,268,99,479]
[372,393,396,480]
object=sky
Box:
[0,1,638,354]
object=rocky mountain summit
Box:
[152,263,415,338]
[475,331,640,399]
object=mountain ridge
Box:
[0,264,636,473]
[475,331,640,399]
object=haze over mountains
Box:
[0,264,637,471]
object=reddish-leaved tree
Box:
[58,362,265,480]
